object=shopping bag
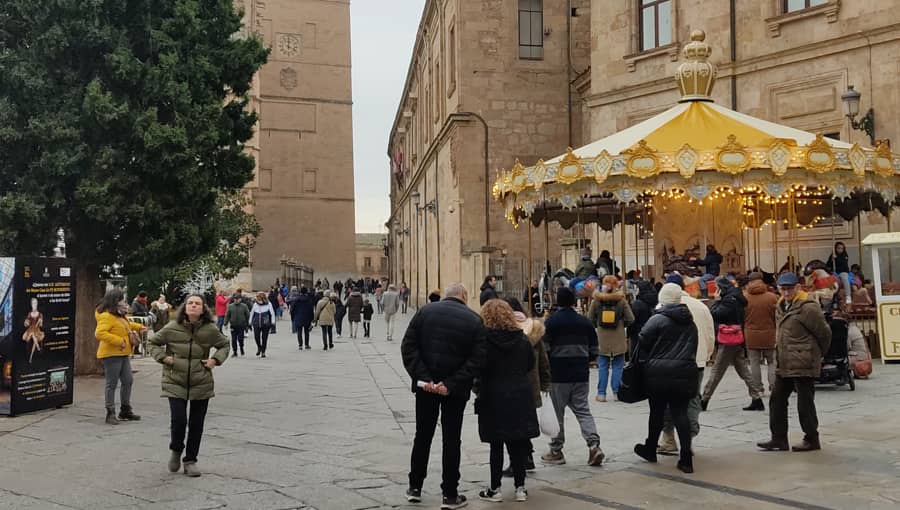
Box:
[617,360,647,403]
[536,393,560,437]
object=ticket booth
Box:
[862,233,900,363]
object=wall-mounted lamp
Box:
[841,85,875,145]
[411,190,437,216]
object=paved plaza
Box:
[1,309,899,510]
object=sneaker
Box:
[595,395,606,402]
[168,450,181,473]
[405,487,422,503]
[441,494,468,509]
[588,446,605,466]
[515,486,528,502]
[540,451,566,465]
[657,430,678,455]
[183,461,201,477]
[478,487,502,502]
[756,438,790,451]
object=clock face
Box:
[278,34,301,57]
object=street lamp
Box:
[841,85,875,145]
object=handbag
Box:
[617,360,646,403]
[536,393,560,437]
[717,324,744,345]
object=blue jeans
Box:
[837,272,852,301]
[597,354,625,396]
[216,316,225,332]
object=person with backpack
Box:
[701,277,758,411]
[587,276,634,402]
[250,292,275,358]
[224,295,250,356]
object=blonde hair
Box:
[602,275,619,289]
[481,299,519,331]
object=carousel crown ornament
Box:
[675,30,717,102]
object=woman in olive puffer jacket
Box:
[150,294,229,478]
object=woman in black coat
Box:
[628,280,658,352]
[476,299,539,503]
[289,288,315,350]
[634,283,698,474]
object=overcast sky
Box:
[351,0,425,234]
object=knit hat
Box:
[748,272,763,281]
[557,287,576,307]
[716,276,733,292]
[658,283,683,305]
[665,273,685,289]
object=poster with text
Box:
[0,258,15,414]
[9,258,76,415]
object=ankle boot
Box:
[183,461,202,477]
[633,443,657,463]
[105,408,119,425]
[119,405,141,421]
[742,399,765,411]
[168,450,182,473]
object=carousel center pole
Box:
[528,218,534,316]
[773,201,779,273]
[620,204,627,277]
[643,204,650,279]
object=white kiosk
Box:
[862,232,900,363]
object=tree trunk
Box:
[75,264,104,375]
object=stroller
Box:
[816,316,855,391]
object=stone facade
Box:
[237,0,356,291]
[387,0,591,308]
[356,234,388,280]
[582,0,900,277]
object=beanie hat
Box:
[658,283,682,306]
[665,273,685,289]
[716,276,732,292]
[748,272,763,281]
[557,287,576,307]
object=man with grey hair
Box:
[401,282,486,509]
[382,284,401,341]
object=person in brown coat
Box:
[587,276,634,402]
[758,272,831,453]
[346,288,364,338]
[742,272,778,411]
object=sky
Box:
[350,0,426,234]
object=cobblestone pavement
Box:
[1,308,899,509]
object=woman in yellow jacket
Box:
[95,289,146,425]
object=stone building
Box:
[236,0,356,291]
[386,0,592,308]
[581,0,900,276]
[355,234,389,280]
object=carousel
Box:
[493,30,900,312]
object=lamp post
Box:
[841,85,875,145]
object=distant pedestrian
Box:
[268,287,280,334]
[633,283,699,474]
[540,287,605,467]
[701,277,758,411]
[587,276,634,402]
[150,294,172,333]
[95,288,146,425]
[758,272,831,453]
[346,288,364,338]
[480,275,499,305]
[428,289,441,303]
[400,282,409,313]
[333,294,346,338]
[315,291,336,350]
[743,272,778,410]
[362,298,374,338]
[382,284,401,341]
[401,283,486,509]
[290,287,315,350]
[375,283,384,313]
[150,293,229,477]
[214,290,229,332]
[276,292,286,321]
[475,299,539,503]
[224,295,250,356]
[250,292,275,357]
[130,291,150,316]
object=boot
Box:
[168,450,182,473]
[105,408,119,425]
[633,443,657,463]
[118,405,141,421]
[700,399,709,411]
[183,461,202,477]
[657,429,678,455]
[743,399,765,411]
[792,436,821,452]
[756,438,790,451]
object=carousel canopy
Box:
[493,30,900,226]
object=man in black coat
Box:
[401,283,486,509]
[480,275,499,305]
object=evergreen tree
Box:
[0,1,268,373]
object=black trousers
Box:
[490,439,529,489]
[363,321,371,337]
[253,326,269,354]
[334,315,343,336]
[409,391,467,498]
[647,395,692,464]
[296,325,310,348]
[321,325,333,348]
[230,327,245,354]
[169,398,210,462]
[769,376,818,441]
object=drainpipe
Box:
[567,0,573,146]
[729,0,737,110]
[449,112,490,249]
